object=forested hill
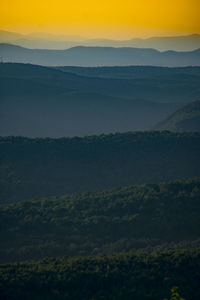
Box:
[153,101,200,132]
[0,249,199,300]
[0,178,200,262]
[1,132,200,204]
[0,132,200,203]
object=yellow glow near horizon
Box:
[0,0,199,38]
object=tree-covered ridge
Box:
[154,101,200,132]
[1,131,200,204]
[0,178,200,262]
[0,249,199,300]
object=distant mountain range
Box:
[1,63,200,137]
[153,101,200,132]
[0,43,200,67]
[0,30,200,51]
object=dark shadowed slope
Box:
[0,44,200,66]
[1,63,200,137]
[0,132,200,204]
[154,101,200,131]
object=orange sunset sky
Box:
[0,0,199,38]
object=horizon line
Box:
[0,29,200,41]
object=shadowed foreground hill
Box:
[0,249,199,300]
[153,101,200,132]
[1,132,200,204]
[0,178,200,262]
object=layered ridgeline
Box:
[153,101,200,132]
[0,44,200,66]
[1,30,200,51]
[0,249,199,300]
[1,132,200,204]
[1,63,200,137]
[55,64,200,79]
[0,178,200,263]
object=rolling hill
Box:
[154,101,200,131]
[0,44,200,66]
[1,63,200,137]
[0,178,200,262]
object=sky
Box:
[0,0,199,39]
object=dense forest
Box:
[1,132,200,204]
[0,249,199,300]
[0,178,199,262]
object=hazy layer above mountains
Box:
[1,63,200,137]
[1,43,200,67]
[0,30,200,51]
